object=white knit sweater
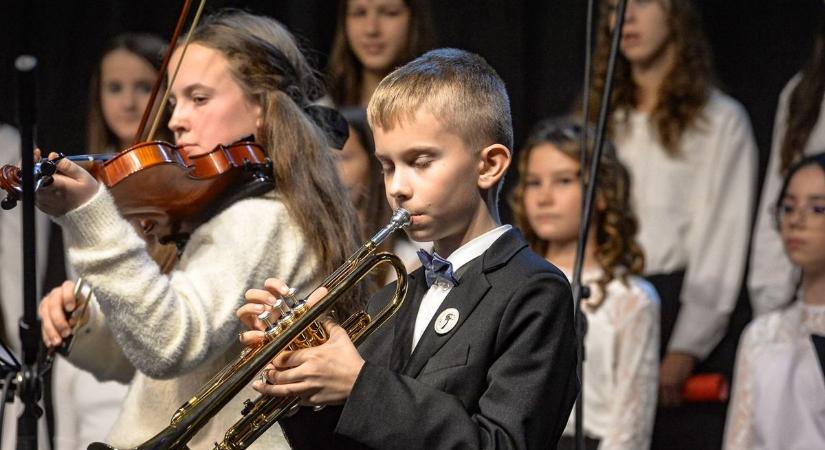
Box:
[55,186,318,450]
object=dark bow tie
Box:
[417,249,458,288]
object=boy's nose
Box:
[386,172,412,202]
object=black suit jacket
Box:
[282,229,578,450]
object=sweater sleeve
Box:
[65,296,135,383]
[54,186,317,379]
[748,75,801,316]
[668,99,757,359]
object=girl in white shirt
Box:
[725,152,825,450]
[588,2,757,446]
[750,20,825,317]
[512,118,660,450]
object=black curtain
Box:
[0,0,821,200]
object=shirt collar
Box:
[441,224,512,274]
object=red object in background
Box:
[682,373,729,403]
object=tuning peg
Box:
[39,159,58,177]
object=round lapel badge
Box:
[434,308,460,335]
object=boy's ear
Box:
[477,144,511,190]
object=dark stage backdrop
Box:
[0,0,821,210]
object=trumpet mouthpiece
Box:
[390,208,411,229]
[371,209,411,246]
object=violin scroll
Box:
[0,154,65,210]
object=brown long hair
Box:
[328,0,435,106]
[190,11,364,316]
[588,0,714,156]
[86,33,171,153]
[779,20,825,173]
[511,118,645,309]
[339,107,393,243]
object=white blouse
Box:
[613,90,757,359]
[562,269,660,450]
[749,74,825,317]
[724,300,825,450]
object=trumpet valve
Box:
[281,287,300,308]
[257,311,277,333]
[275,298,292,317]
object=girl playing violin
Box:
[36,11,361,450]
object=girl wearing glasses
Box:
[750,15,825,317]
[724,153,825,450]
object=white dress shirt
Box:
[411,224,511,351]
[613,90,757,359]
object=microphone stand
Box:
[572,1,628,449]
[13,54,45,450]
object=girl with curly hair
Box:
[588,3,757,445]
[512,118,660,450]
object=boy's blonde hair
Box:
[367,48,513,152]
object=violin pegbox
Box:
[0,153,66,210]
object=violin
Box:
[0,138,273,245]
[0,0,276,247]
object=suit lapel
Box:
[402,255,490,378]
[397,229,528,379]
[390,267,427,372]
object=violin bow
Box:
[133,0,208,144]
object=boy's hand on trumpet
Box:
[238,277,364,405]
[237,278,327,345]
[253,317,362,406]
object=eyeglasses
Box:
[773,202,825,228]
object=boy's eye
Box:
[813,204,825,215]
[524,178,541,188]
[412,156,433,168]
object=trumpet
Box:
[88,208,411,450]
